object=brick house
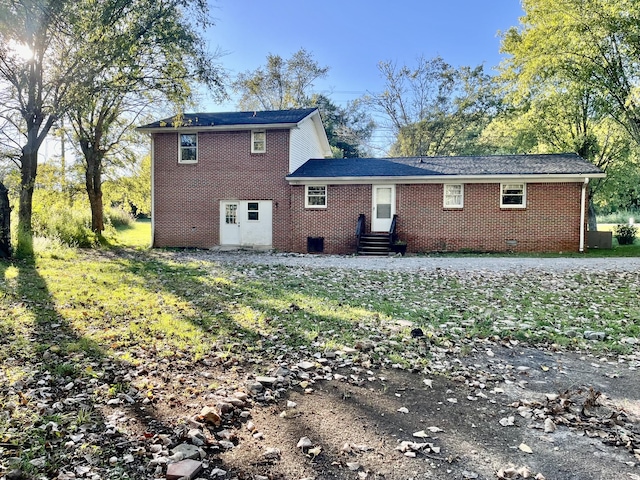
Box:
[139,108,605,254]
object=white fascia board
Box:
[137,122,300,134]
[286,172,606,185]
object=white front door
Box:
[220,200,273,247]
[371,185,395,232]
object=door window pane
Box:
[247,202,259,220]
[225,204,238,224]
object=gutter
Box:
[579,177,589,252]
[285,173,606,185]
[150,135,155,248]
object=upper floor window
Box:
[305,185,327,208]
[443,184,464,208]
[179,133,197,163]
[501,183,526,208]
[252,130,266,153]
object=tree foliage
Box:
[366,56,500,157]
[500,0,640,147]
[234,49,374,157]
[233,49,329,111]
[0,0,222,251]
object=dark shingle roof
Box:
[139,108,318,129]
[287,154,603,178]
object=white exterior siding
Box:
[289,116,329,173]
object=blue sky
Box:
[205,0,524,111]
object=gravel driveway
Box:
[167,250,640,273]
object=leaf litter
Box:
[1,250,640,480]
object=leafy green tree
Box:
[234,48,329,111]
[312,95,375,158]
[500,0,640,147]
[234,50,374,157]
[366,56,500,156]
[0,0,221,251]
[104,154,151,217]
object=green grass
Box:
[1,223,640,477]
[109,218,151,248]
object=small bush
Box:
[614,224,638,245]
[32,205,97,248]
[105,206,134,228]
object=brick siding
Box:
[154,130,585,253]
[153,129,292,249]
[290,182,584,254]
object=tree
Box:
[366,56,500,156]
[500,0,640,148]
[312,95,375,158]
[0,0,222,251]
[234,50,374,157]
[481,83,632,229]
[233,48,329,111]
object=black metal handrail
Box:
[389,214,398,245]
[356,214,365,240]
[356,214,366,253]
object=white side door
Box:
[220,201,240,245]
[239,201,272,246]
[371,185,395,232]
[220,200,272,247]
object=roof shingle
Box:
[139,108,318,130]
[287,154,603,178]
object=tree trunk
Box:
[0,182,11,258]
[588,195,598,232]
[18,147,39,255]
[85,153,104,234]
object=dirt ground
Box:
[218,344,640,480]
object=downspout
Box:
[579,177,589,252]
[150,134,155,248]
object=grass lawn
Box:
[1,222,639,478]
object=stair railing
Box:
[356,214,365,250]
[389,214,398,246]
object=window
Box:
[247,202,259,221]
[225,204,237,224]
[443,184,464,208]
[305,185,327,208]
[179,133,197,163]
[501,183,526,208]
[251,130,266,153]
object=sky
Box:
[203,0,525,114]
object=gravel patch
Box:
[161,250,640,273]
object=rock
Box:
[210,467,227,477]
[263,447,281,459]
[171,443,201,460]
[583,330,606,341]
[255,376,277,386]
[297,361,316,371]
[544,418,556,433]
[297,436,313,449]
[248,382,264,394]
[187,429,205,446]
[197,406,222,426]
[165,459,203,480]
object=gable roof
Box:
[138,108,319,131]
[286,153,605,184]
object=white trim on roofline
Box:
[285,173,605,185]
[138,122,301,134]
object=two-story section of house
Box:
[138,108,331,250]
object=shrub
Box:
[32,204,98,248]
[614,224,638,245]
[105,206,134,228]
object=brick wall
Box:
[290,182,584,254]
[153,129,292,249]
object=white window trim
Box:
[251,130,266,153]
[500,183,527,208]
[305,185,327,209]
[178,132,198,164]
[443,184,464,209]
